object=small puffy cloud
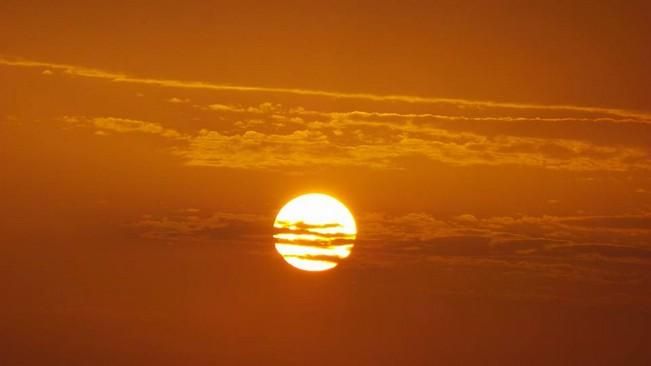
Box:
[61,108,651,173]
[206,102,282,114]
[179,120,650,172]
[181,129,340,170]
[184,102,651,172]
[454,214,478,223]
[167,97,190,104]
[64,116,186,139]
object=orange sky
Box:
[2,1,651,365]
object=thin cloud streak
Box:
[2,56,651,121]
[201,102,650,125]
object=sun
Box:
[273,193,357,271]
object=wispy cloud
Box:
[363,212,651,247]
[184,114,650,172]
[203,102,650,125]
[134,210,270,242]
[131,208,651,295]
[357,211,651,292]
[63,112,651,172]
[3,56,651,121]
[133,208,651,262]
[15,52,643,174]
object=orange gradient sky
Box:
[1,1,651,365]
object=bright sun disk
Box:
[273,193,356,271]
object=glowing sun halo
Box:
[273,193,357,271]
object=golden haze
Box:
[1,1,651,365]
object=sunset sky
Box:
[2,1,651,364]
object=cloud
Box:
[181,129,339,170]
[63,110,651,172]
[208,103,650,126]
[134,210,270,242]
[559,215,651,230]
[3,56,651,121]
[167,97,190,104]
[207,102,281,114]
[180,119,650,172]
[6,56,650,173]
[138,208,651,264]
[195,103,651,172]
[63,116,186,139]
[351,211,651,294]
[130,208,651,293]
[358,212,651,259]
